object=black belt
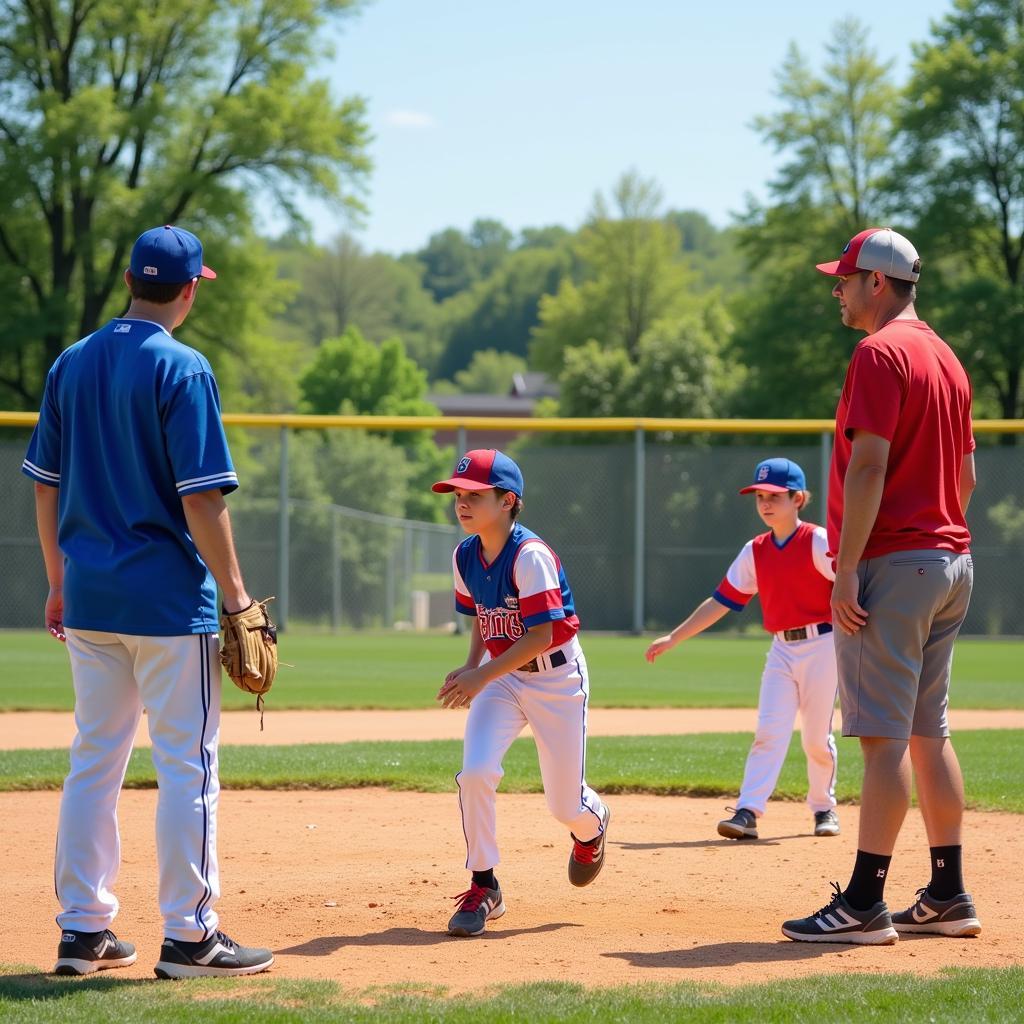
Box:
[520,649,568,673]
[781,622,833,642]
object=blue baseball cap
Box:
[739,458,806,494]
[432,449,524,498]
[129,225,217,284]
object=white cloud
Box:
[384,109,436,129]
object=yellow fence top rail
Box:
[2,411,1023,433]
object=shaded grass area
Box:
[2,630,1022,711]
[0,968,1022,1023]
[1,730,1021,813]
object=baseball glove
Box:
[219,598,278,726]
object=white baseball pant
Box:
[737,632,838,815]
[56,629,222,941]
[456,645,607,870]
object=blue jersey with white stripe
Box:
[22,318,238,635]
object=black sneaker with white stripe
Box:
[54,929,137,975]
[892,887,982,937]
[782,882,898,945]
[154,930,274,978]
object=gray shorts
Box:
[835,549,973,739]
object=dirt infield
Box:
[3,788,1019,991]
[4,706,1023,749]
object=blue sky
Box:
[285,0,953,254]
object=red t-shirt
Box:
[828,319,974,560]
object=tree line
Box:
[3,0,1024,525]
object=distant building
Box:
[428,372,558,447]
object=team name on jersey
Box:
[476,603,526,643]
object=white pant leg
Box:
[129,633,222,941]
[457,676,528,871]
[519,653,606,841]
[794,634,839,813]
[736,641,800,815]
[57,630,144,932]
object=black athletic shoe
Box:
[717,806,758,840]
[892,887,982,937]
[782,882,898,945]
[448,881,506,937]
[54,929,137,975]
[154,930,274,978]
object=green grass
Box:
[2,630,1022,711]
[0,969,1021,1022]
[2,730,1021,812]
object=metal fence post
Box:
[277,425,290,631]
[456,425,467,458]
[331,505,342,633]
[404,523,413,624]
[385,529,396,628]
[633,424,646,635]
[820,430,832,510]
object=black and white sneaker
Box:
[782,882,898,945]
[154,930,274,978]
[813,810,841,836]
[717,806,758,840]
[892,887,982,937]
[54,929,137,975]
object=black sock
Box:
[928,845,964,900]
[843,850,892,910]
[472,869,495,890]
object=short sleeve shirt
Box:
[22,318,238,635]
[828,320,974,560]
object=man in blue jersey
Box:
[23,225,274,979]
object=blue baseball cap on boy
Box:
[432,449,524,498]
[129,225,217,283]
[739,457,806,494]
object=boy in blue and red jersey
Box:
[433,449,610,937]
[646,458,840,842]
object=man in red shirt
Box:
[782,228,981,945]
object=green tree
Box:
[554,302,739,420]
[272,233,442,372]
[0,0,369,407]
[436,243,571,379]
[530,172,694,372]
[730,20,899,416]
[898,0,1024,421]
[452,349,528,394]
[299,326,447,520]
[414,218,514,302]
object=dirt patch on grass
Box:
[3,789,1018,992]
[4,706,1023,749]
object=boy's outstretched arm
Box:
[645,597,730,663]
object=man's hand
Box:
[831,569,868,635]
[437,665,490,709]
[45,585,65,642]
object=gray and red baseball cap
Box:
[432,449,524,497]
[816,227,920,282]
[130,225,217,283]
[739,458,806,494]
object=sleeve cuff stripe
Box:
[712,591,745,612]
[22,460,59,482]
[176,472,238,491]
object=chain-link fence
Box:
[3,431,1022,635]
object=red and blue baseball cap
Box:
[432,449,524,497]
[739,458,806,494]
[130,225,217,284]
[816,227,921,282]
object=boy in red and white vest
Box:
[646,458,840,840]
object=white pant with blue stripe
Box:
[57,630,221,941]
[456,649,607,870]
[737,632,839,816]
